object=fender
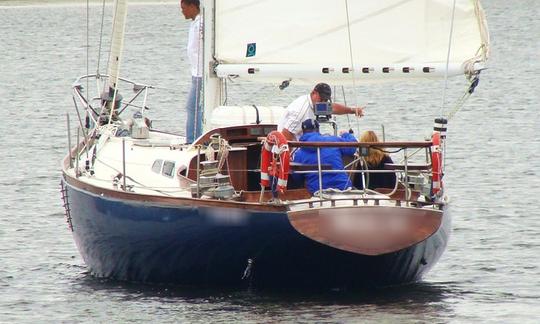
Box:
[431,131,443,196]
[260,131,290,193]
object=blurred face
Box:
[181,2,199,20]
[311,90,329,103]
[311,90,323,103]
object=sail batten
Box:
[215,63,469,84]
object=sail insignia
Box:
[246,43,257,57]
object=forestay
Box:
[212,0,489,84]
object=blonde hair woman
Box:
[354,131,396,190]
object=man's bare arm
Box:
[281,128,296,141]
[332,103,365,117]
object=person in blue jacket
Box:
[292,119,358,194]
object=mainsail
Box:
[211,0,489,84]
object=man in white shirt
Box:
[278,83,365,141]
[181,0,203,144]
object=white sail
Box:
[107,0,129,91]
[212,0,489,84]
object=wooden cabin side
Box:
[187,124,276,191]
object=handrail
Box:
[285,139,433,204]
[72,74,154,90]
[72,73,154,143]
[287,141,432,148]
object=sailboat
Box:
[60,0,489,289]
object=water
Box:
[1,0,539,322]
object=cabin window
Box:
[151,160,163,173]
[249,127,263,136]
[264,126,276,135]
[162,161,175,178]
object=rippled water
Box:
[1,0,539,322]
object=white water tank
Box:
[208,105,285,129]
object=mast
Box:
[105,0,129,111]
[202,0,221,134]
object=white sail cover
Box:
[212,0,489,83]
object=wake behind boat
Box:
[60,0,489,289]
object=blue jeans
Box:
[185,76,203,144]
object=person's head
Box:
[181,0,200,20]
[360,130,386,165]
[301,119,320,134]
[360,130,379,143]
[311,83,332,103]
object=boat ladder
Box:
[59,180,73,231]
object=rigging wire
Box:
[445,76,479,121]
[86,0,90,108]
[344,0,360,135]
[96,0,107,76]
[441,0,458,177]
[96,0,108,119]
[341,85,351,130]
[104,0,123,128]
[440,0,458,119]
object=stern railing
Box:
[286,140,437,204]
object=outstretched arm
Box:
[331,103,365,117]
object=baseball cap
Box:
[313,83,331,102]
[301,119,320,132]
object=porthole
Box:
[151,159,163,173]
[162,161,175,178]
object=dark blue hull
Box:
[62,178,450,289]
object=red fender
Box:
[260,131,290,193]
[431,131,443,196]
